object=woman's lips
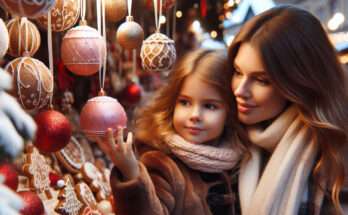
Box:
[237,102,256,114]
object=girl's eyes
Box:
[204,103,218,110]
[177,99,190,106]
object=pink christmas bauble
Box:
[140,32,176,73]
[34,110,72,153]
[36,0,80,32]
[80,96,127,142]
[5,57,53,111]
[7,17,41,57]
[61,24,106,76]
[0,0,56,18]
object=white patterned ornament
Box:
[5,56,53,111]
[7,17,41,57]
[36,0,80,32]
[140,32,176,73]
[0,0,56,18]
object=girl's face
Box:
[231,43,288,125]
[173,72,228,144]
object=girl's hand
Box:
[98,127,139,180]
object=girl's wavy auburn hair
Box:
[228,5,348,214]
[134,49,248,153]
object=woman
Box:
[229,5,348,215]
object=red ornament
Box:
[18,191,45,215]
[80,95,127,142]
[122,83,142,104]
[34,110,72,153]
[0,163,18,190]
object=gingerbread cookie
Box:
[80,206,103,215]
[81,162,111,201]
[56,136,86,173]
[76,135,95,164]
[75,182,97,209]
[22,146,52,198]
[55,175,85,215]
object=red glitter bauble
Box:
[122,83,142,104]
[0,163,18,190]
[18,191,45,215]
[34,110,72,153]
[80,96,127,142]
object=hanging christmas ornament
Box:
[105,0,127,22]
[116,16,144,50]
[36,0,80,32]
[5,56,53,111]
[116,0,144,50]
[145,0,176,11]
[7,17,41,57]
[140,0,176,73]
[34,110,72,153]
[121,82,142,104]
[0,163,18,191]
[0,0,56,18]
[141,32,176,73]
[61,24,106,76]
[80,92,127,142]
[0,18,9,58]
[18,191,45,215]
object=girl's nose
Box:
[189,105,202,123]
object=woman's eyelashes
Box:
[233,69,271,86]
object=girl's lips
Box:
[185,127,204,135]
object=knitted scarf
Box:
[238,106,321,215]
[165,134,242,173]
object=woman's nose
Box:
[233,78,251,99]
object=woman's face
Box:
[231,43,288,125]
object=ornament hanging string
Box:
[127,0,132,16]
[80,0,87,23]
[153,0,163,32]
[172,2,177,40]
[48,10,54,107]
[97,0,107,91]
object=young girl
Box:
[229,5,348,215]
[98,49,247,215]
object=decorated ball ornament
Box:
[0,0,56,18]
[140,32,176,73]
[0,18,9,59]
[18,191,45,215]
[34,110,72,153]
[0,163,18,191]
[36,0,80,32]
[80,92,127,142]
[61,24,106,76]
[105,0,127,23]
[116,16,144,50]
[5,56,53,111]
[7,17,41,57]
[145,0,176,11]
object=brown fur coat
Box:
[110,146,236,215]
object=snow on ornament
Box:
[80,92,127,142]
[36,0,80,32]
[0,18,9,58]
[116,16,144,50]
[105,0,127,23]
[0,0,56,18]
[140,32,176,73]
[34,110,72,153]
[5,56,53,111]
[7,17,41,57]
[61,23,106,76]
